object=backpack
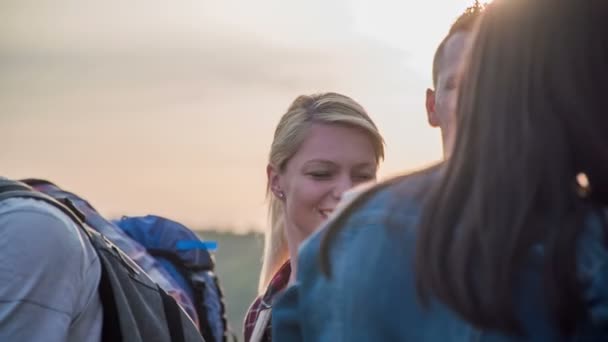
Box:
[0,179,205,342]
[116,215,229,342]
[21,179,230,342]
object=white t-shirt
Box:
[0,196,103,342]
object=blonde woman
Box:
[243,92,385,342]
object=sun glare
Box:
[352,0,486,82]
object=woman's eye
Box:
[309,172,332,180]
[354,174,374,182]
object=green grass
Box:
[197,231,264,340]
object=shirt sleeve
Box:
[0,200,89,341]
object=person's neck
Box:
[441,130,454,160]
[285,224,303,285]
[442,142,452,160]
[288,252,298,285]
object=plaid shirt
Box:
[243,261,291,342]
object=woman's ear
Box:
[267,164,285,201]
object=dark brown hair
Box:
[417,0,608,336]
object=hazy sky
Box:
[2,0,476,232]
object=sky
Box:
[1,0,477,232]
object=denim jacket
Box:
[272,166,608,341]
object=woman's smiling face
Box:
[272,122,378,242]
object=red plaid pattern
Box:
[243,261,292,342]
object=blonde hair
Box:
[259,92,385,293]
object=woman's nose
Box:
[332,176,354,200]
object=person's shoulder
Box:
[0,196,80,236]
[1,196,72,223]
[0,195,103,340]
[0,196,93,274]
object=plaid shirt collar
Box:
[244,260,291,342]
[260,260,292,308]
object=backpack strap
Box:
[160,285,186,342]
[0,179,32,194]
[149,249,216,342]
[249,308,272,342]
[98,264,122,342]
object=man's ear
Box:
[426,88,439,127]
[267,164,284,200]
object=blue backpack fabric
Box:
[115,215,229,342]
